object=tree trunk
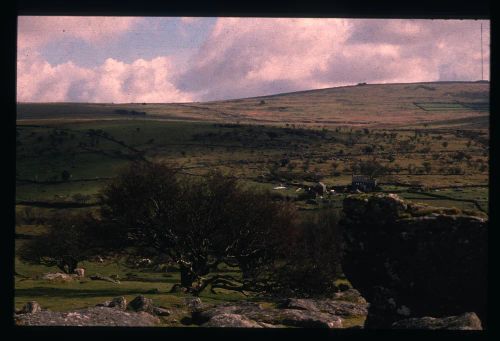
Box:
[179,266,197,289]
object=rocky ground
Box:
[14,193,486,330]
[14,290,368,328]
[15,306,160,327]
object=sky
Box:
[17,17,490,103]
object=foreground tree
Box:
[99,161,300,294]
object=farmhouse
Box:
[351,175,377,192]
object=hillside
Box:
[17,81,489,128]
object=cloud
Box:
[177,18,490,101]
[18,16,142,51]
[17,53,194,103]
[17,17,490,103]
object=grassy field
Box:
[18,81,489,128]
[16,118,489,211]
[14,81,489,323]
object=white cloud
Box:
[18,16,142,50]
[17,53,194,103]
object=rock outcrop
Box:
[392,312,483,330]
[341,194,487,329]
[190,293,369,328]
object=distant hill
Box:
[17,81,489,128]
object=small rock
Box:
[184,297,203,312]
[152,307,171,316]
[107,297,127,310]
[17,301,42,314]
[74,268,85,278]
[127,295,154,314]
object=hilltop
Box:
[17,81,489,129]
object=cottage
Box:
[351,175,377,192]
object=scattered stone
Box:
[15,306,160,326]
[17,301,42,314]
[392,312,483,330]
[184,297,204,313]
[127,295,154,314]
[89,274,120,284]
[152,307,171,316]
[96,296,127,311]
[74,268,85,278]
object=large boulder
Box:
[341,194,487,329]
[194,301,343,328]
[392,312,483,330]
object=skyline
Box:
[17,17,490,103]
